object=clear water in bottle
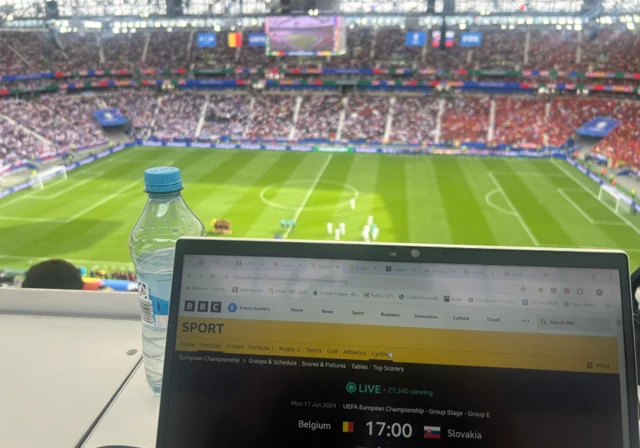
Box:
[134,247,175,393]
[130,167,206,393]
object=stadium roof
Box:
[1,0,640,21]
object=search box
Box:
[537,315,610,333]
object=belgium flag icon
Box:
[342,421,354,433]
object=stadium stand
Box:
[342,96,390,142]
[328,28,373,68]
[593,101,640,168]
[245,95,296,140]
[58,33,102,71]
[0,96,105,148]
[579,29,640,72]
[152,92,206,140]
[200,94,252,140]
[236,30,272,69]
[3,27,640,74]
[294,95,344,141]
[375,29,422,68]
[102,91,160,137]
[389,96,439,144]
[526,30,579,71]
[144,32,191,69]
[102,33,146,69]
[440,96,491,144]
[425,34,467,70]
[191,36,237,68]
[473,30,525,70]
[492,97,548,148]
[547,97,618,147]
[0,115,52,167]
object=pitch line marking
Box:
[283,154,333,239]
[551,158,640,238]
[260,180,359,212]
[67,180,142,222]
[557,188,595,224]
[0,185,47,210]
[485,189,515,216]
[0,216,69,223]
[557,187,625,227]
[558,187,625,226]
[489,172,567,177]
[31,171,106,200]
[488,172,540,247]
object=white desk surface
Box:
[83,364,160,448]
[0,315,141,448]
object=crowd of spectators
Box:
[245,95,295,140]
[342,96,390,142]
[0,33,32,75]
[426,43,468,70]
[102,91,159,137]
[6,88,640,170]
[389,96,439,144]
[440,95,491,144]
[473,30,525,70]
[526,30,579,71]
[4,27,640,76]
[579,30,640,73]
[492,96,548,147]
[235,30,272,69]
[592,101,640,169]
[191,38,237,69]
[295,95,344,141]
[375,29,422,68]
[152,92,206,139]
[58,34,101,71]
[326,28,373,68]
[0,95,105,148]
[144,32,190,69]
[43,95,106,145]
[547,96,617,146]
[0,115,52,168]
[102,33,146,70]
[200,94,251,140]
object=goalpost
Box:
[598,184,633,215]
[31,165,68,190]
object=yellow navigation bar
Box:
[176,317,619,374]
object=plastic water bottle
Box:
[130,167,206,393]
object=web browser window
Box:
[163,255,627,447]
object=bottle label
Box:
[137,281,170,328]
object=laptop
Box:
[157,239,638,447]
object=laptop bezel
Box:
[157,238,638,447]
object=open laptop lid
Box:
[158,239,638,448]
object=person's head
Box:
[22,259,84,290]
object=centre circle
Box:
[259,180,359,211]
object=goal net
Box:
[31,165,67,190]
[598,184,633,214]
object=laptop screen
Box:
[162,254,628,448]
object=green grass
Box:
[1,146,640,272]
[284,33,318,50]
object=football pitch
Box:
[1,146,640,272]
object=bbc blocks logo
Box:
[184,300,221,313]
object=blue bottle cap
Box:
[144,167,183,193]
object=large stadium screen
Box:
[265,16,347,56]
